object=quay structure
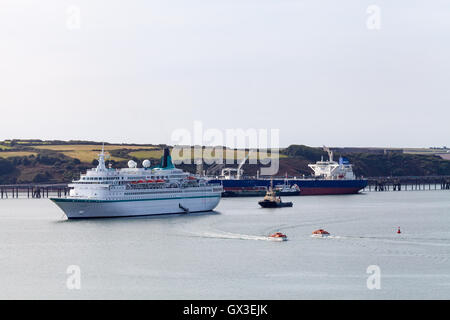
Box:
[1,176,450,199]
[0,184,69,199]
[365,176,450,192]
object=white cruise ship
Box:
[51,147,222,219]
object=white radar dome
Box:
[142,159,151,168]
[128,160,137,168]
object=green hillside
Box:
[1,140,450,184]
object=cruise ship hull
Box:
[208,179,368,197]
[51,195,221,219]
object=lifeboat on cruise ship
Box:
[187,176,197,180]
[155,179,165,183]
[137,180,145,184]
[311,229,330,238]
[268,232,288,241]
[146,179,155,183]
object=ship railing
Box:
[205,175,367,181]
[205,182,222,187]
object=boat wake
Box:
[197,231,283,242]
[311,235,342,239]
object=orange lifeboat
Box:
[268,232,288,241]
[312,229,330,238]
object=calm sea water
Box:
[0,191,449,299]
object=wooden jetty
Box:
[1,176,450,199]
[365,176,450,192]
[0,184,69,199]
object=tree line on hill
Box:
[280,145,450,177]
[1,144,450,184]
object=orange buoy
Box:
[397,227,401,234]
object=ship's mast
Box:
[97,142,106,171]
[323,146,334,162]
[236,152,250,180]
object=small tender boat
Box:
[311,229,330,238]
[268,232,288,241]
[222,186,267,198]
[274,178,301,196]
[258,182,293,208]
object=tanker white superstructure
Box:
[307,147,356,180]
[50,147,222,219]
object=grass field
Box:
[129,148,286,161]
[128,150,164,159]
[33,144,159,163]
[0,151,38,158]
[1,143,286,163]
[404,148,450,155]
[33,145,158,151]
[60,151,127,163]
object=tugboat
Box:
[268,232,288,241]
[258,182,293,208]
[311,229,330,238]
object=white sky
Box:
[0,0,449,148]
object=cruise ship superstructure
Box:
[51,148,222,219]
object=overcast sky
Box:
[0,0,449,148]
